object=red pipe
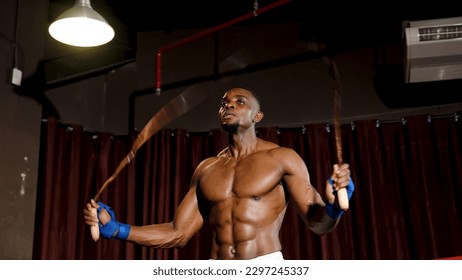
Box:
[155,0,292,94]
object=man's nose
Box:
[226,103,235,109]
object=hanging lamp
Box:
[48,0,115,47]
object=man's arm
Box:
[84,164,207,248]
[128,186,205,248]
[279,148,352,235]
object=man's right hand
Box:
[83,199,111,227]
[84,200,131,240]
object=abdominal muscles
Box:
[210,188,286,259]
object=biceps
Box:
[172,189,204,237]
[285,180,325,227]
[282,154,323,206]
[287,179,323,207]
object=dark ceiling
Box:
[43,0,462,102]
[38,0,462,121]
[109,0,460,42]
[48,0,461,52]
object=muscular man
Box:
[84,86,354,260]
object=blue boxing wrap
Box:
[326,178,355,219]
[328,177,355,200]
[115,223,131,240]
[97,202,131,240]
[326,203,344,219]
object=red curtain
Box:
[33,113,462,260]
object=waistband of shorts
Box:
[251,251,284,260]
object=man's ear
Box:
[253,111,264,123]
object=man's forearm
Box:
[128,222,189,248]
[306,204,341,235]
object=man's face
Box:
[218,88,261,133]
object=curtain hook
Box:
[325,123,331,133]
[401,117,407,125]
[350,121,355,131]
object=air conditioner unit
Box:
[404,17,462,83]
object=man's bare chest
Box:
[199,154,284,201]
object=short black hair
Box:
[226,85,262,109]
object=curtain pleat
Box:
[33,113,462,260]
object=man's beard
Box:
[221,122,239,134]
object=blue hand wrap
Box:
[328,177,355,200]
[97,202,131,240]
[115,223,131,240]
[326,203,344,219]
[326,178,355,218]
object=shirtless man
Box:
[84,86,354,260]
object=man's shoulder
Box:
[216,147,229,157]
[257,138,280,150]
[199,156,221,165]
[257,139,299,157]
[257,138,292,150]
[266,146,298,156]
[192,156,221,177]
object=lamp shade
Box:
[48,0,115,47]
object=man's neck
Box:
[226,130,259,159]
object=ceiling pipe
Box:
[128,0,294,132]
[154,0,292,95]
